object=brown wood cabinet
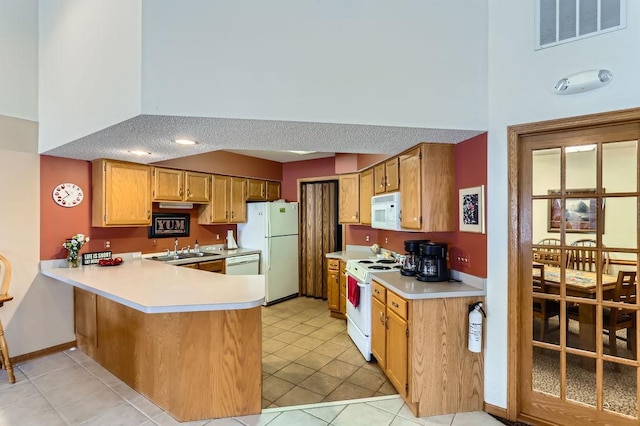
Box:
[92,159,152,227]
[338,173,360,223]
[152,168,211,203]
[359,168,373,225]
[73,288,261,421]
[246,179,281,201]
[230,177,247,222]
[74,288,97,354]
[399,144,455,232]
[197,259,225,273]
[199,175,247,224]
[246,179,266,201]
[374,157,400,194]
[339,261,346,315]
[370,280,484,417]
[266,181,281,200]
[327,259,340,314]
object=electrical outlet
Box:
[152,239,157,246]
[384,237,388,244]
[456,255,470,267]
[365,235,370,242]
[216,234,220,240]
[105,241,111,249]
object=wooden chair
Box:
[533,264,561,342]
[0,254,15,383]
[533,238,563,267]
[603,271,637,366]
[567,239,610,274]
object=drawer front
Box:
[372,281,386,303]
[386,291,407,320]
[327,259,340,270]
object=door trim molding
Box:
[506,107,640,421]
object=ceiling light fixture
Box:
[565,144,596,153]
[287,150,317,155]
[554,69,613,95]
[128,150,151,156]
[174,139,198,146]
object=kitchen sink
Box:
[149,252,221,262]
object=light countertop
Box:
[370,271,485,300]
[41,257,265,314]
[326,248,486,300]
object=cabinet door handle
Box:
[379,312,385,323]
[399,210,402,221]
[392,301,399,308]
[374,289,379,295]
[179,188,183,197]
[147,210,151,219]
[186,188,190,197]
[355,211,359,219]
[225,211,229,219]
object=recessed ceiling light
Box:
[128,150,151,156]
[174,139,198,146]
[287,150,317,155]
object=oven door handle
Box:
[346,272,367,288]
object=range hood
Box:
[158,202,194,209]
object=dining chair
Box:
[533,238,563,267]
[567,239,610,274]
[0,254,15,384]
[603,270,637,366]
[532,263,561,342]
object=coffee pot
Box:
[416,242,449,282]
[401,240,431,276]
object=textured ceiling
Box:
[42,115,485,164]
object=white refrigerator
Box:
[237,202,299,305]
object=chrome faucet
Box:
[174,238,179,255]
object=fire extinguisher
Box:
[468,302,486,353]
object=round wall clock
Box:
[52,183,84,207]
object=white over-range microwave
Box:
[371,192,402,230]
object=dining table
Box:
[532,264,619,369]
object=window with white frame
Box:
[535,0,627,50]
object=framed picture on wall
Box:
[459,185,485,233]
[547,188,602,233]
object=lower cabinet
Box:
[74,288,98,356]
[326,259,346,319]
[371,279,484,417]
[180,260,225,273]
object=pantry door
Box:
[508,110,640,426]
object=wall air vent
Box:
[535,0,627,50]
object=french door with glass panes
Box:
[520,123,639,424]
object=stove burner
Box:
[369,265,391,270]
[358,260,374,264]
[376,259,396,264]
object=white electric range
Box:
[344,258,402,361]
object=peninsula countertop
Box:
[41,257,265,314]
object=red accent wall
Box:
[334,154,358,174]
[154,151,282,180]
[344,134,488,278]
[281,157,337,202]
[41,156,236,260]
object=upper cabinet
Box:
[152,168,210,203]
[339,174,360,224]
[266,181,281,201]
[184,171,211,203]
[246,179,281,201]
[399,144,455,232]
[374,157,400,194]
[359,168,373,226]
[92,160,152,227]
[198,175,247,224]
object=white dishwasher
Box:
[225,253,260,275]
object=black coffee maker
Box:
[401,240,430,276]
[416,242,449,282]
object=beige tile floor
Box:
[0,296,504,425]
[261,296,396,408]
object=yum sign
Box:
[149,213,190,238]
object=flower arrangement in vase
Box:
[63,234,90,268]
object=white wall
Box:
[38,0,142,153]
[0,116,75,357]
[486,1,640,408]
[141,0,488,130]
[0,0,38,121]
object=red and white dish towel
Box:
[347,275,360,308]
